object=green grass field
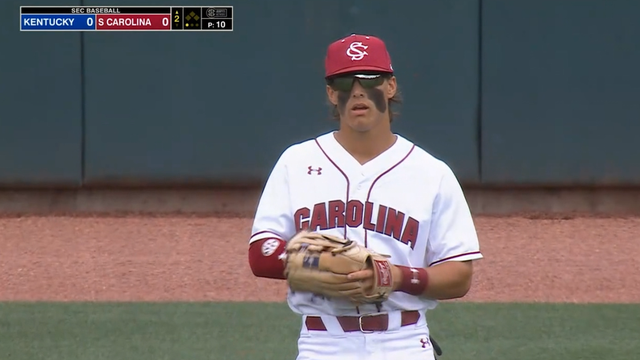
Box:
[1,302,638,360]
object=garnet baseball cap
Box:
[324,34,394,78]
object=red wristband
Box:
[397,266,429,296]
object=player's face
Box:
[326,73,397,132]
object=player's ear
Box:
[386,76,397,99]
[326,85,338,106]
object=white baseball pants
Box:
[295,311,436,360]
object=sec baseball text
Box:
[71,7,122,14]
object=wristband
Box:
[397,266,429,295]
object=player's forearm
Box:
[394,261,473,300]
[423,261,473,299]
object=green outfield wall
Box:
[2,0,639,187]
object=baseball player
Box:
[248,33,483,360]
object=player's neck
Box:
[334,123,396,165]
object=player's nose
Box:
[350,80,366,97]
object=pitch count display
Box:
[20,6,233,31]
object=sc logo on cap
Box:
[346,41,369,61]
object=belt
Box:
[305,310,421,333]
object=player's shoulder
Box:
[401,136,456,178]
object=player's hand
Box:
[348,265,403,292]
[347,269,375,293]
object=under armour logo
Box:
[410,268,420,284]
[307,166,322,175]
[346,41,368,61]
[420,337,430,349]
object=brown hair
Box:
[327,79,403,122]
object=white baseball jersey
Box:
[249,131,483,316]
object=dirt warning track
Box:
[0,215,638,303]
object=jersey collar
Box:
[314,131,414,178]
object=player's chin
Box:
[345,116,377,132]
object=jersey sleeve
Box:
[249,148,296,244]
[425,164,483,267]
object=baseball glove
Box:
[283,230,395,304]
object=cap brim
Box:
[354,74,381,79]
[326,65,393,78]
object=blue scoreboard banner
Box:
[20,6,234,31]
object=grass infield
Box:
[0,302,638,360]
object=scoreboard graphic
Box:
[20,6,233,31]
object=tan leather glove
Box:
[283,231,395,304]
